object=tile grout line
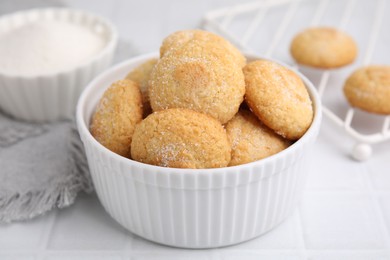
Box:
[295,208,309,259]
[3,248,390,254]
[303,189,390,193]
[36,210,58,259]
[122,232,134,258]
[361,168,390,250]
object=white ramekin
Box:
[76,53,322,249]
[0,8,117,122]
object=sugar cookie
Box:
[226,109,291,166]
[131,108,231,169]
[126,58,158,117]
[343,66,390,114]
[149,41,245,124]
[90,79,143,158]
[290,27,357,69]
[243,60,313,140]
[160,29,246,67]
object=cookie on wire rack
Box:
[343,65,390,115]
[290,27,358,69]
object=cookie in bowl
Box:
[226,109,291,166]
[243,60,314,140]
[125,58,158,118]
[150,39,245,124]
[160,29,246,67]
[131,108,231,169]
[90,79,142,158]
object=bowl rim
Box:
[76,52,322,175]
[0,7,118,78]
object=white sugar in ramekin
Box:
[0,8,117,122]
[76,53,322,249]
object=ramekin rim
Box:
[76,52,322,175]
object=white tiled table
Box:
[1,0,390,259]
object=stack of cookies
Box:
[90,30,314,169]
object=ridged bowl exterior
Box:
[76,53,322,248]
[0,8,117,122]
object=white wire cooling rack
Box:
[202,0,390,161]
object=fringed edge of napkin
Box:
[0,124,93,223]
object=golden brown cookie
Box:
[126,58,158,117]
[226,110,291,166]
[149,41,245,124]
[90,79,143,158]
[160,29,246,67]
[343,66,390,114]
[131,108,231,169]
[290,27,357,69]
[244,60,313,140]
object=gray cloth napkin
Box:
[0,113,92,223]
[0,0,139,223]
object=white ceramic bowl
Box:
[76,53,322,249]
[0,8,117,122]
